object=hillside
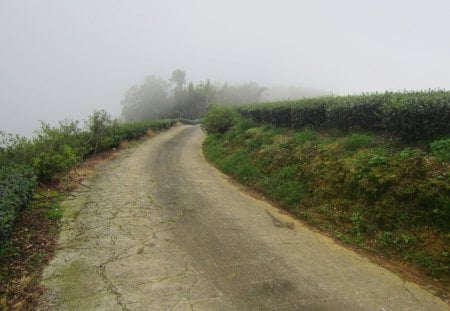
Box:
[202,91,450,290]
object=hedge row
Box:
[0,117,176,244]
[0,165,37,242]
[237,91,450,141]
[108,120,176,145]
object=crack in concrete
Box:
[265,210,294,229]
[97,233,130,311]
[98,262,129,311]
[38,125,448,311]
[402,280,432,311]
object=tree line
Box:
[120,69,267,121]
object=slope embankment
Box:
[38,125,448,310]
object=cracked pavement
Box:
[38,125,449,310]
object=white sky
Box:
[1,0,449,136]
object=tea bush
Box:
[203,113,450,277]
[430,138,450,162]
[0,165,37,243]
[338,133,376,151]
[0,114,175,244]
[202,105,238,134]
[237,90,450,141]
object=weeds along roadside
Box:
[202,95,450,293]
[0,111,176,244]
[0,112,176,309]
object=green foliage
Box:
[201,105,238,134]
[338,133,376,151]
[290,100,328,128]
[350,212,363,244]
[430,138,450,162]
[0,116,175,245]
[33,144,79,181]
[292,129,317,145]
[32,121,85,180]
[378,231,415,252]
[0,132,35,167]
[383,91,450,141]
[203,136,228,163]
[0,165,37,244]
[219,150,261,183]
[326,94,386,131]
[203,113,450,278]
[121,70,266,122]
[239,98,329,129]
[268,166,306,207]
[179,119,201,125]
[46,201,63,219]
[238,90,450,141]
[86,110,114,155]
[104,119,175,149]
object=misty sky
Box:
[1,0,449,136]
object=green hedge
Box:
[202,106,238,134]
[326,94,386,131]
[0,117,176,244]
[105,120,176,149]
[382,92,450,141]
[0,165,37,243]
[237,91,450,141]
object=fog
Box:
[1,0,449,136]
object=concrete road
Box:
[39,125,449,310]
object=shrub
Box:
[202,105,238,134]
[0,165,37,244]
[338,133,376,151]
[327,94,385,131]
[237,90,450,141]
[268,165,306,206]
[269,105,292,127]
[0,132,35,167]
[86,110,115,154]
[292,129,317,145]
[430,138,450,162]
[382,91,450,141]
[0,116,176,243]
[203,110,450,278]
[31,120,86,180]
[290,100,328,129]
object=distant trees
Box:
[121,76,173,121]
[175,80,217,119]
[120,70,268,122]
[170,69,186,90]
[215,82,267,105]
[120,69,214,121]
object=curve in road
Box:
[39,125,449,310]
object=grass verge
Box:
[202,110,450,299]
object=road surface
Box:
[39,125,448,310]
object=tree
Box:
[86,109,113,155]
[170,69,186,90]
[216,82,266,105]
[120,70,266,121]
[121,76,172,121]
